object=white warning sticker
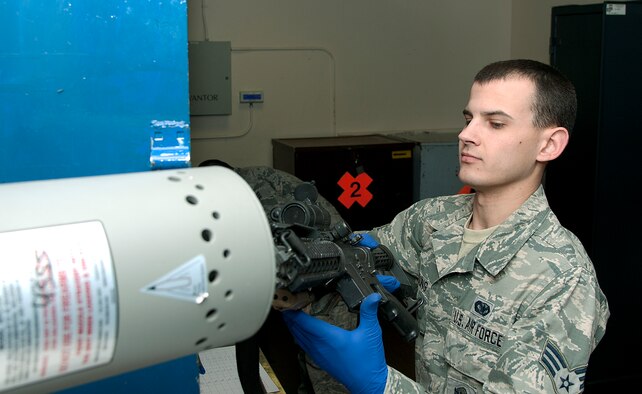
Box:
[0,221,117,391]
[606,3,626,15]
[140,254,209,304]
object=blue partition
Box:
[0,1,197,393]
[0,1,191,182]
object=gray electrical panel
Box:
[390,131,463,201]
[188,41,231,115]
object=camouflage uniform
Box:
[235,166,353,394]
[368,185,609,393]
[236,166,342,223]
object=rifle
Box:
[270,182,421,343]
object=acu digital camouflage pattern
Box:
[236,166,353,394]
[368,185,609,393]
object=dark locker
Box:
[273,134,415,231]
[548,2,642,391]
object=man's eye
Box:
[464,118,472,126]
[490,122,504,129]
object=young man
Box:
[282,59,609,393]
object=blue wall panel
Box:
[0,1,191,182]
[0,1,197,393]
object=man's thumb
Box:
[359,292,382,326]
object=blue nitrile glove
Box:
[353,233,380,249]
[354,235,400,292]
[282,293,387,394]
[376,274,400,293]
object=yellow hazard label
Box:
[392,150,412,159]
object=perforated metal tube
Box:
[0,166,275,393]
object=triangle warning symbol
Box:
[141,254,209,304]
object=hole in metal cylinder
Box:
[208,270,218,283]
[206,309,217,322]
[202,229,212,242]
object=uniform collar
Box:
[429,185,550,282]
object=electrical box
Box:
[273,134,415,231]
[188,41,232,115]
[391,130,463,201]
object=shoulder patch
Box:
[539,339,587,394]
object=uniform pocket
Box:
[444,324,498,384]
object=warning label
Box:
[141,254,208,304]
[0,221,117,391]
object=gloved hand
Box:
[353,233,380,249]
[356,235,400,293]
[353,235,400,293]
[376,274,400,293]
[282,293,388,394]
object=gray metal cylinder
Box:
[0,166,275,393]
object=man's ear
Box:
[537,127,569,162]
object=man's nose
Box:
[458,122,477,144]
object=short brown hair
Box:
[474,59,577,133]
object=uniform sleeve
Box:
[366,205,427,280]
[384,367,426,394]
[484,266,609,393]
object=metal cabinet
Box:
[548,3,642,390]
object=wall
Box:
[0,1,198,393]
[187,0,605,169]
[1,2,190,183]
[188,0,512,168]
